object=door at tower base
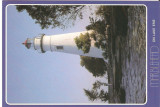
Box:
[42,31,104,58]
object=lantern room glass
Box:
[25,38,35,50]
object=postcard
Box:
[2,0,160,107]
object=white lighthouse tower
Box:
[22,31,103,58]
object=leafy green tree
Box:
[86,17,106,35]
[16,5,85,29]
[93,81,102,90]
[90,32,97,41]
[102,51,108,59]
[80,56,107,77]
[95,6,112,19]
[84,89,98,101]
[101,42,107,51]
[86,17,108,54]
[93,81,107,90]
[94,42,100,48]
[93,80,112,90]
[99,90,109,102]
[74,33,91,53]
[84,81,109,102]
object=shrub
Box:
[80,56,107,77]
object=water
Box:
[120,6,146,103]
[107,6,146,103]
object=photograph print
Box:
[6,4,146,104]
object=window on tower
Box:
[56,46,63,50]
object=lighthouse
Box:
[22,31,104,58]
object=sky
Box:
[6,5,107,104]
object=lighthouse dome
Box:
[22,34,46,53]
[22,38,34,49]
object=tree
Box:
[86,17,108,53]
[74,33,91,53]
[80,56,107,77]
[94,42,100,48]
[84,89,98,101]
[102,51,108,59]
[95,6,112,19]
[93,81,102,90]
[93,81,106,90]
[99,90,109,102]
[93,80,112,90]
[16,5,85,29]
[84,81,109,102]
[86,17,106,35]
